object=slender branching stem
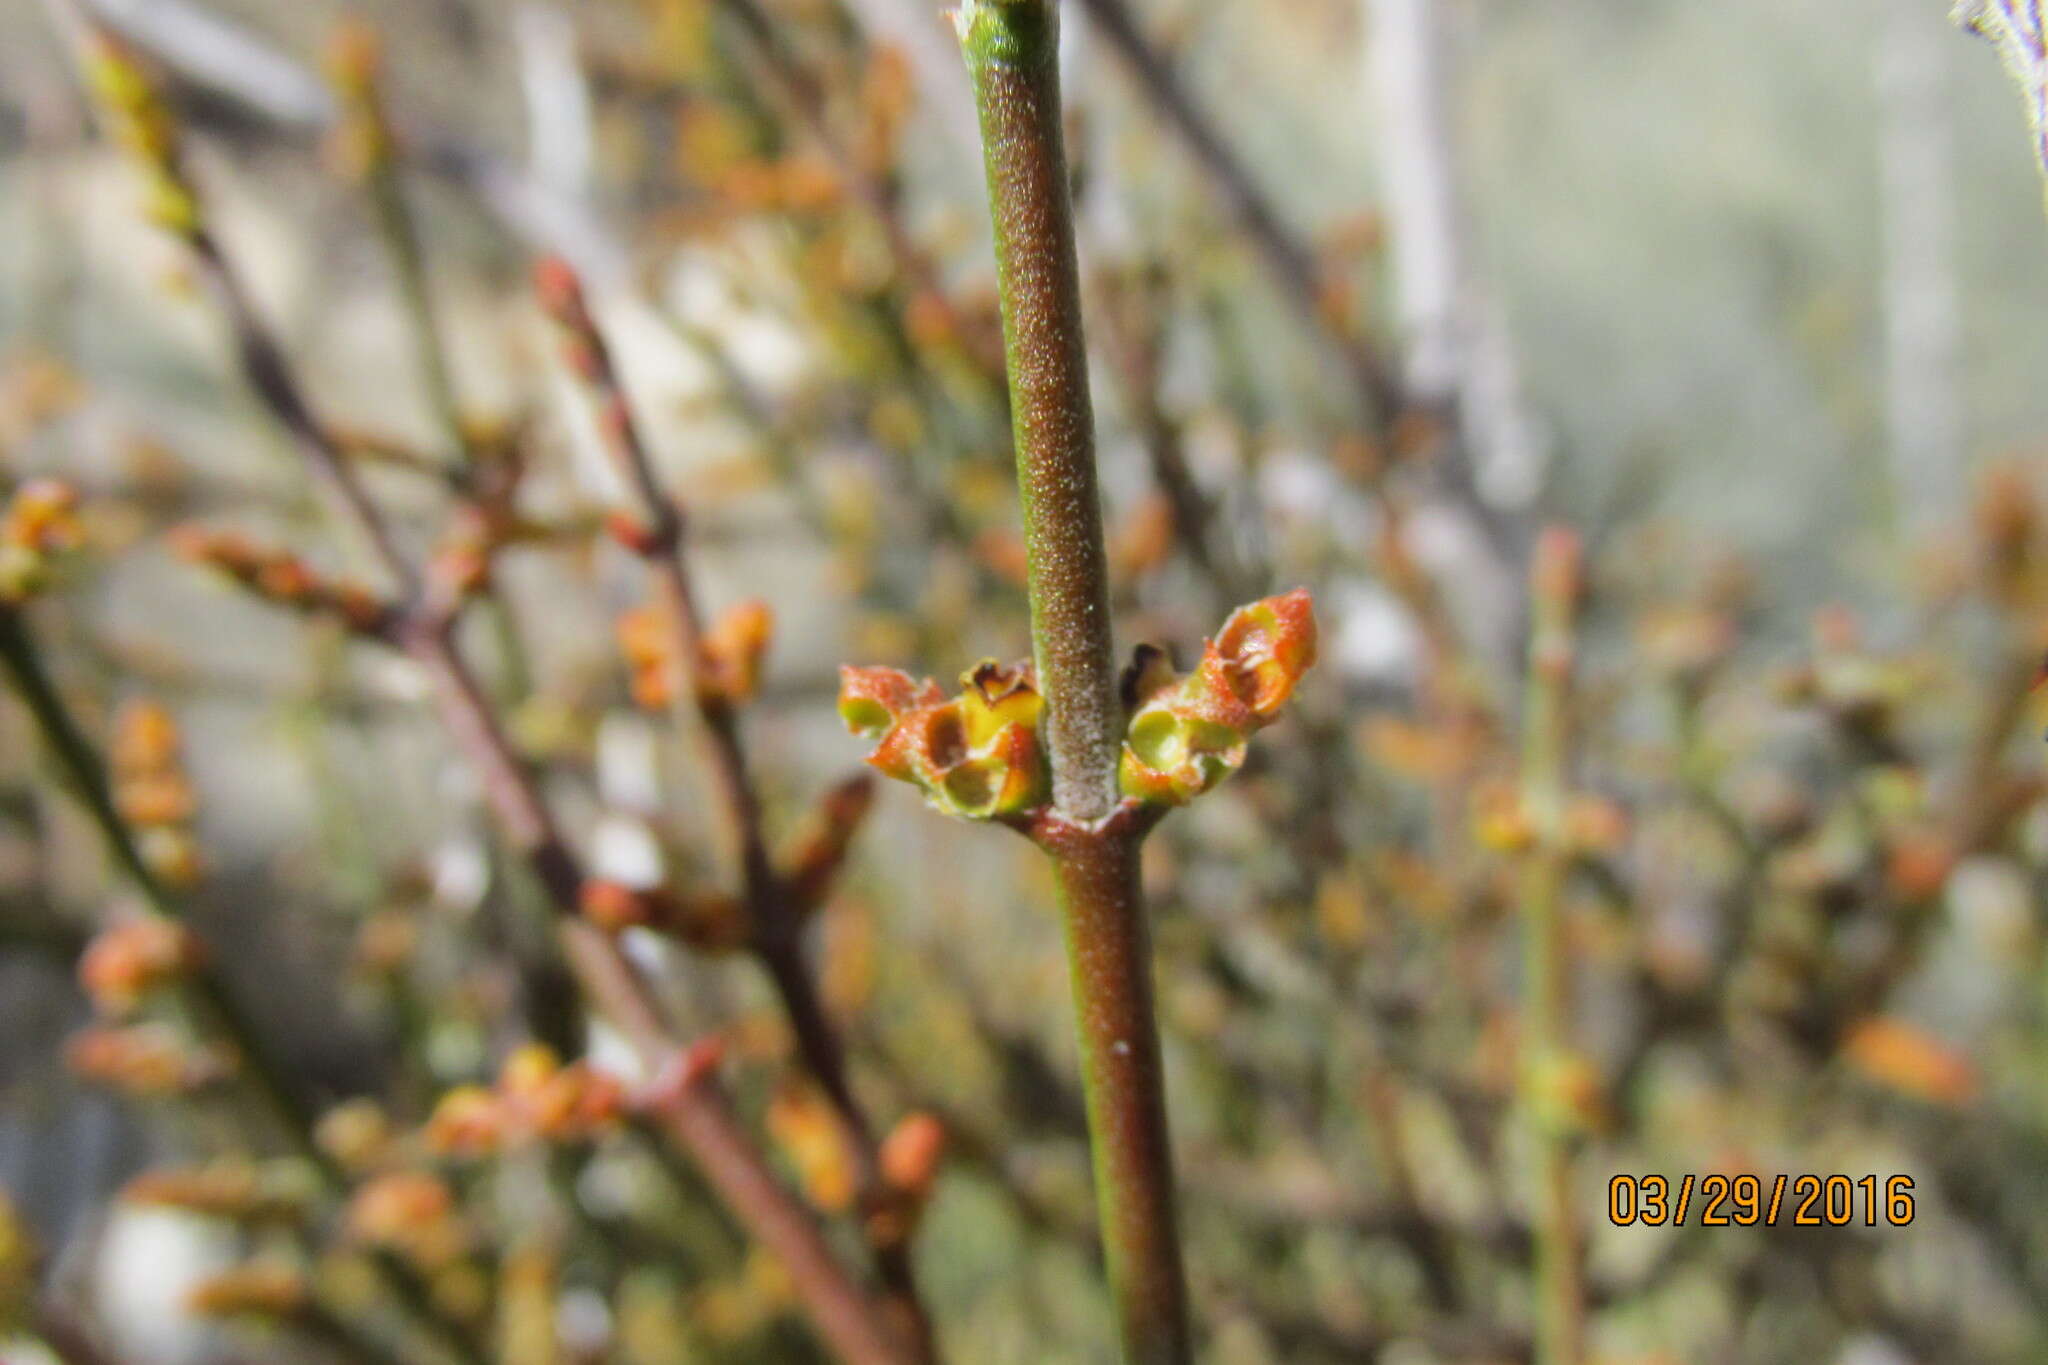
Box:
[47,24,911,1345]
[1519,527,1585,1365]
[534,260,935,1359]
[0,607,490,1365]
[961,4,1191,1359]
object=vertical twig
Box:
[533,260,936,1361]
[959,4,1191,1360]
[1518,527,1585,1365]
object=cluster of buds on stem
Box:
[78,913,206,1016]
[111,700,207,888]
[1,479,87,603]
[123,1160,317,1226]
[67,1021,237,1096]
[424,1044,626,1156]
[616,597,774,711]
[839,590,1317,823]
[78,28,202,240]
[1118,590,1319,807]
[838,660,1049,821]
[170,526,396,637]
[184,1263,312,1324]
[323,21,397,181]
[766,1083,861,1213]
[868,1111,947,1247]
[345,1170,470,1270]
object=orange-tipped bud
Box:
[123,1161,312,1224]
[580,877,656,931]
[0,478,87,601]
[840,661,1051,821]
[1841,1016,1979,1107]
[172,526,395,634]
[185,1264,310,1321]
[347,1171,463,1266]
[78,917,206,1016]
[424,1086,504,1157]
[1119,591,1318,806]
[700,599,774,704]
[112,699,181,773]
[878,1112,947,1201]
[765,1085,857,1214]
[67,1023,234,1095]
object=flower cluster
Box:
[0,479,86,603]
[1118,590,1318,806]
[617,597,775,710]
[184,1264,312,1324]
[838,659,1050,820]
[78,915,206,1016]
[345,1170,470,1269]
[423,1044,626,1157]
[323,21,397,181]
[124,1161,317,1225]
[170,527,395,636]
[66,1022,236,1096]
[79,29,202,239]
[110,699,206,887]
[839,591,1317,821]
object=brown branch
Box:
[48,24,914,1353]
[532,257,936,1361]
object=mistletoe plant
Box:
[838,3,1316,1360]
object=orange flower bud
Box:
[1120,590,1318,806]
[1841,1016,1979,1107]
[2,479,85,555]
[67,1023,234,1095]
[878,1112,947,1201]
[112,700,181,773]
[580,877,656,931]
[843,661,1051,820]
[765,1085,857,1214]
[0,478,86,601]
[185,1264,310,1321]
[347,1171,463,1266]
[78,917,206,1016]
[699,599,774,704]
[425,1086,505,1157]
[1470,780,1533,855]
[315,1099,395,1173]
[1885,833,1957,903]
[114,772,197,828]
[123,1161,312,1224]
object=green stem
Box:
[1049,832,1190,1363]
[961,5,1191,1360]
[963,0,1119,822]
[1518,529,1584,1365]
